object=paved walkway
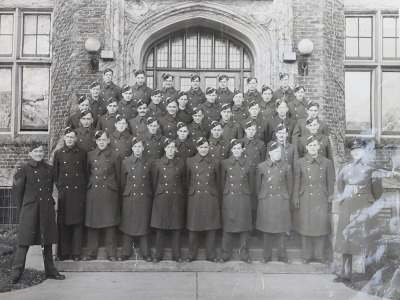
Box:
[2,272,384,300]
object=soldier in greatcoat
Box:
[128,100,148,137]
[256,142,293,264]
[208,121,230,161]
[132,69,153,105]
[259,85,276,120]
[231,89,249,123]
[9,142,65,284]
[141,117,167,164]
[67,96,90,129]
[176,91,192,125]
[293,136,335,264]
[199,87,222,127]
[333,139,382,283]
[118,137,153,262]
[151,139,185,262]
[88,81,107,128]
[240,100,268,144]
[272,72,295,103]
[288,85,308,120]
[75,110,97,153]
[117,85,137,121]
[148,89,164,118]
[96,97,118,134]
[109,115,133,160]
[83,130,122,261]
[243,77,262,106]
[175,122,196,161]
[265,99,296,144]
[220,103,243,144]
[159,97,180,140]
[220,139,254,263]
[53,127,87,261]
[187,74,206,111]
[185,137,221,262]
[216,74,234,106]
[100,68,121,102]
[188,107,210,143]
[160,73,179,110]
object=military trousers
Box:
[154,229,180,260]
[301,235,326,260]
[11,245,58,279]
[221,231,250,260]
[262,232,286,259]
[58,223,83,257]
[188,230,216,260]
[121,233,150,258]
[86,226,117,257]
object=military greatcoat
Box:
[216,88,234,106]
[297,133,334,162]
[240,115,268,143]
[117,99,137,121]
[199,101,222,127]
[109,129,133,159]
[259,101,276,120]
[66,111,81,130]
[128,114,148,137]
[85,145,122,228]
[176,107,192,125]
[53,144,87,225]
[266,141,298,170]
[244,89,263,106]
[221,156,254,232]
[231,104,249,123]
[186,154,221,231]
[159,114,179,140]
[100,81,121,102]
[175,138,196,161]
[256,159,293,233]
[89,96,107,127]
[187,88,206,111]
[96,112,116,134]
[150,156,185,230]
[266,116,296,144]
[288,99,308,120]
[291,118,329,145]
[292,154,335,236]
[141,132,166,164]
[188,121,210,142]
[209,136,230,161]
[221,119,243,144]
[148,102,164,119]
[272,87,295,103]
[12,159,57,246]
[132,83,152,105]
[75,126,97,153]
[120,155,153,236]
[160,87,179,110]
[241,137,266,167]
[334,160,382,255]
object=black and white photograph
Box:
[0,0,399,299]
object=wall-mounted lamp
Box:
[85,38,101,72]
[298,39,314,76]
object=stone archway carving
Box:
[124,2,275,86]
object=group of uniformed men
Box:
[10,67,382,284]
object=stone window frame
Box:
[0,8,52,138]
[344,11,400,143]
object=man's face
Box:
[306,120,320,134]
[164,142,176,158]
[307,106,319,118]
[210,125,223,138]
[115,119,128,132]
[166,102,178,115]
[276,102,288,118]
[177,126,189,141]
[295,88,305,100]
[177,96,188,108]
[64,132,77,147]
[192,111,204,124]
[80,113,93,128]
[206,92,217,103]
[107,102,118,114]
[306,140,320,156]
[137,104,148,117]
[151,94,161,104]
[90,85,100,98]
[103,71,113,84]
[78,99,90,112]
[220,109,232,122]
[147,121,159,135]
[122,89,132,102]
[275,129,288,143]
[248,79,257,91]
[29,146,45,162]
[163,77,173,88]
[249,105,260,118]
[269,147,282,162]
[132,141,144,156]
[197,142,209,157]
[233,94,244,106]
[96,133,110,150]
[231,144,243,158]
[191,77,200,89]
[280,75,289,88]
[136,74,145,85]
[262,89,272,102]
[219,78,228,89]
[245,125,257,139]
[351,148,365,160]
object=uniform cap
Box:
[348,138,366,150]
[29,141,43,151]
[165,97,176,105]
[190,74,200,81]
[233,89,243,96]
[77,96,87,104]
[294,84,305,93]
[64,127,74,135]
[221,103,231,111]
[248,100,259,108]
[79,109,92,119]
[177,122,187,130]
[177,91,187,98]
[275,98,287,107]
[217,74,229,82]
[122,85,131,93]
[164,138,175,147]
[306,116,319,125]
[89,81,100,89]
[162,73,173,81]
[261,85,273,93]
[131,137,143,146]
[210,121,222,129]
[306,135,318,145]
[230,139,244,147]
[196,137,207,146]
[115,114,125,123]
[205,87,216,95]
[276,121,288,132]
[133,69,145,77]
[152,89,161,96]
[136,99,147,108]
[245,121,257,129]
[107,97,117,105]
[103,68,113,74]
[279,72,289,80]
[269,141,280,152]
[95,130,107,139]
[192,107,203,115]
[246,76,256,84]
[307,100,319,109]
[146,117,158,125]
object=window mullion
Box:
[197,30,200,71]
[182,32,186,69]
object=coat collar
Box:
[164,114,178,122]
[259,100,274,109]
[76,126,94,134]
[278,86,294,94]
[232,104,247,111]
[175,138,191,148]
[111,129,130,139]
[306,154,322,164]
[27,159,43,167]
[246,89,259,96]
[161,155,178,165]
[291,99,306,107]
[247,115,263,124]
[204,101,219,109]
[89,96,102,106]
[190,121,206,130]
[217,87,231,95]
[221,119,234,128]
[102,81,116,89]
[178,106,191,114]
[266,158,282,167]
[105,112,116,120]
[228,155,246,166]
[242,136,258,146]
[188,87,203,96]
[194,153,212,163]
[119,99,134,106]
[149,102,161,111]
[162,86,176,94]
[134,114,147,123]
[61,144,79,153]
[95,145,112,156]
[145,131,162,140]
[133,83,148,91]
[209,136,224,145]
[129,154,145,164]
